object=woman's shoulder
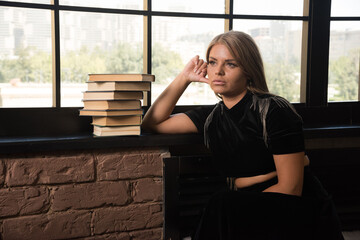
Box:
[251,93,294,110]
[250,92,302,122]
[184,103,218,133]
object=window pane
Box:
[328,21,360,102]
[6,0,50,3]
[153,0,224,14]
[59,0,142,10]
[233,20,303,102]
[0,7,52,108]
[234,0,305,16]
[152,17,223,105]
[331,0,360,16]
[60,11,143,107]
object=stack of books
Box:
[80,73,155,136]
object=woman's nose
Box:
[215,65,225,75]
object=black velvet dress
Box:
[185,91,344,240]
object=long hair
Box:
[206,31,269,95]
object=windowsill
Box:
[0,132,204,154]
[0,125,359,154]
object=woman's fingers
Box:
[195,59,207,74]
[183,55,208,83]
[193,56,207,72]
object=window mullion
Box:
[225,0,233,32]
[306,0,331,106]
[51,0,61,108]
[143,0,151,106]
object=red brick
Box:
[2,210,91,240]
[5,154,94,186]
[97,152,163,181]
[0,186,49,217]
[52,182,130,211]
[93,203,163,235]
[79,233,130,240]
[132,178,162,203]
[0,160,4,187]
[129,228,163,240]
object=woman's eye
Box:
[208,60,216,66]
[227,62,237,68]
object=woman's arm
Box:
[142,56,208,134]
[263,152,305,196]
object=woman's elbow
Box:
[141,120,157,133]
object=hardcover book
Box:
[93,125,141,136]
[82,100,141,110]
[87,81,151,91]
[79,109,143,116]
[82,91,143,100]
[88,73,155,82]
[92,115,142,126]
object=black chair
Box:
[163,155,228,240]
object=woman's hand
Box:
[142,56,206,134]
[180,55,209,84]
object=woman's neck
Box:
[222,89,248,109]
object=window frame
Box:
[0,0,359,138]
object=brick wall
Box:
[0,147,169,240]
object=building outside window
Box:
[0,0,358,109]
[328,0,360,102]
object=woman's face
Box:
[207,44,248,98]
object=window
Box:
[233,0,307,103]
[152,17,223,105]
[328,0,360,102]
[59,0,143,10]
[152,0,224,14]
[0,0,310,108]
[0,6,52,107]
[60,11,143,106]
[0,0,359,138]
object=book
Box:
[83,100,141,110]
[88,73,155,82]
[93,125,141,136]
[83,91,143,100]
[87,81,151,91]
[92,115,142,126]
[79,109,143,116]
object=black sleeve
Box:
[184,105,215,134]
[266,99,305,155]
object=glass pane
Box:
[328,21,360,102]
[233,20,304,102]
[60,11,143,107]
[331,0,360,16]
[234,0,305,16]
[6,0,50,3]
[152,17,224,105]
[0,7,52,108]
[59,0,142,10]
[153,0,224,14]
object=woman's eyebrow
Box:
[209,56,236,62]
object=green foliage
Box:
[0,43,184,85]
[328,49,359,101]
[105,43,143,75]
[0,47,52,83]
[265,57,300,102]
[152,43,184,84]
[61,46,107,83]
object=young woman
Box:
[142,31,344,240]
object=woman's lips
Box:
[212,80,226,86]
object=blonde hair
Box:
[206,31,269,95]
